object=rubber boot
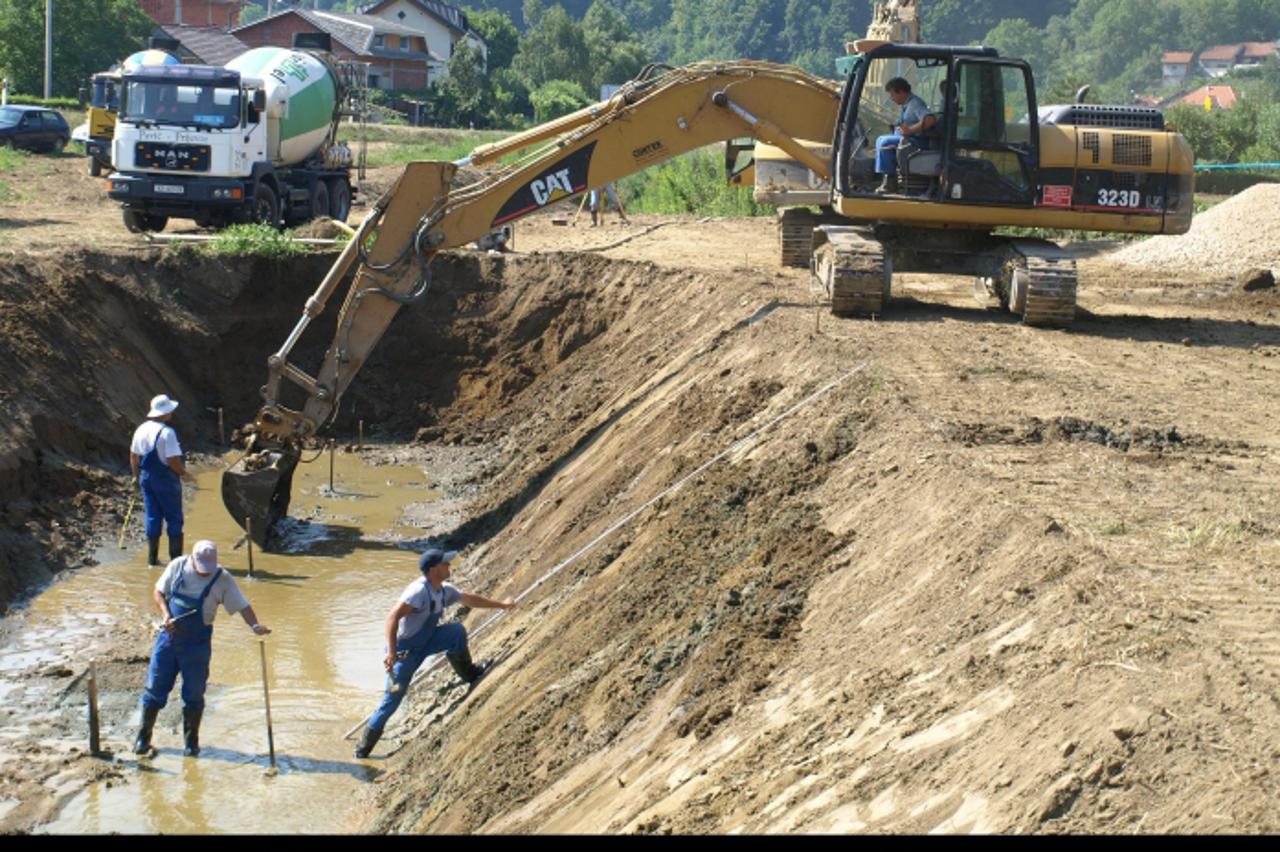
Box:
[875,174,898,195]
[354,725,382,759]
[182,706,202,757]
[168,534,184,562]
[446,648,491,687]
[134,704,160,754]
[147,537,161,567]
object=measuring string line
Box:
[345,361,869,739]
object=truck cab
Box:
[108,63,273,232]
[107,48,355,235]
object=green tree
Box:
[435,39,492,127]
[0,0,152,97]
[512,1,592,92]
[528,77,589,122]
[582,0,648,95]
[465,5,521,72]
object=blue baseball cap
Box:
[419,548,458,574]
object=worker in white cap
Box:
[133,539,271,757]
[129,393,188,566]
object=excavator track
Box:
[778,207,816,268]
[1007,239,1079,328]
[814,228,890,316]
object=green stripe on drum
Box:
[280,74,336,141]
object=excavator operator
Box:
[874,77,936,195]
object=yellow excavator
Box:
[222,46,1194,545]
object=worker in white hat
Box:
[129,394,189,566]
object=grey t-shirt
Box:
[155,556,249,626]
[396,578,462,641]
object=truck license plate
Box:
[155,184,184,194]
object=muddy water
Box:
[12,450,445,834]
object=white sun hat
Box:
[147,394,179,418]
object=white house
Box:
[360,0,487,80]
[1161,51,1194,87]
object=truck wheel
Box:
[122,210,167,233]
[252,183,280,229]
[309,180,330,222]
[327,177,351,224]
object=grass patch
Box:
[1097,519,1129,536]
[0,147,28,201]
[1164,520,1243,550]
[208,223,306,259]
[355,125,508,167]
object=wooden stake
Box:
[87,659,101,756]
[358,419,364,451]
[259,640,276,768]
[245,517,255,578]
[118,495,135,550]
[329,439,335,491]
[217,407,225,446]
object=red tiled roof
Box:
[1200,44,1243,61]
[1162,51,1194,64]
[1242,41,1277,58]
[1178,85,1238,109]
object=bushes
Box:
[621,147,770,217]
[207,223,306,259]
[4,94,79,109]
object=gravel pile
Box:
[1109,183,1280,277]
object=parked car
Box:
[0,106,70,153]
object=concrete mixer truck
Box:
[107,34,361,233]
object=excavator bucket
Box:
[221,446,301,549]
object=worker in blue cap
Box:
[354,547,515,759]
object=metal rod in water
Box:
[218,407,225,446]
[87,659,100,756]
[259,640,276,768]
[329,440,335,491]
[245,517,255,578]
[358,420,364,451]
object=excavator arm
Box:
[223,61,841,546]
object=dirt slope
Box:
[2,160,1280,832]
[342,221,1280,834]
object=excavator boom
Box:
[222,61,842,546]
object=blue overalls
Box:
[876,95,931,174]
[139,424,183,540]
[142,559,222,711]
[366,591,468,732]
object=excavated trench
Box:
[1,244,852,832]
[0,247,630,610]
[5,236,1280,834]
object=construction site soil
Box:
[2,154,1280,833]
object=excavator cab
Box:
[834,44,1040,209]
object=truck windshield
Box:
[121,81,240,129]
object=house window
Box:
[368,73,381,89]
[374,35,384,48]
[401,36,411,52]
